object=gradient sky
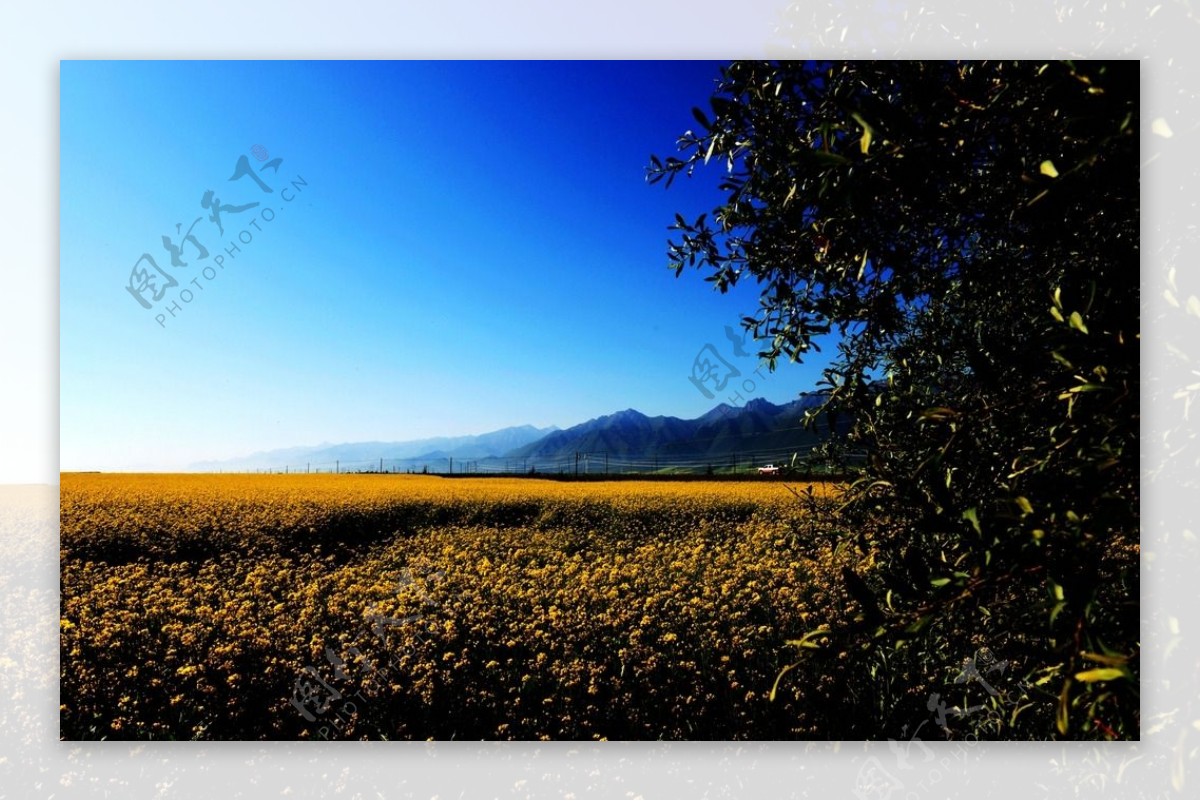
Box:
[61,61,836,471]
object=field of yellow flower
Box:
[61,473,859,740]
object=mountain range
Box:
[189,424,559,472]
[505,394,844,472]
[189,393,841,473]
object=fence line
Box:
[234,443,868,476]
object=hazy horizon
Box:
[64,386,821,472]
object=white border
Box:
[2,1,1194,797]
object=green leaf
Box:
[1059,383,1107,396]
[1050,350,1073,368]
[962,507,981,535]
[851,112,874,154]
[1082,651,1130,667]
[811,150,852,167]
[1068,311,1089,334]
[1057,680,1071,735]
[784,626,830,650]
[1040,159,1060,178]
[769,661,800,702]
[1074,667,1127,682]
[905,614,933,633]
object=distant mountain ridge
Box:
[189,424,558,472]
[507,394,837,467]
[190,393,843,473]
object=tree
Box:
[650,61,1138,739]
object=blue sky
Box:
[61,61,834,471]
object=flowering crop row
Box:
[61,474,859,739]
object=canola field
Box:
[60,473,855,740]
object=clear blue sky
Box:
[61,61,834,471]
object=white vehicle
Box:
[756,464,780,475]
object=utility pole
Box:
[575,451,579,476]
[336,460,339,474]
[449,456,453,474]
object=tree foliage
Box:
[650,60,1138,739]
